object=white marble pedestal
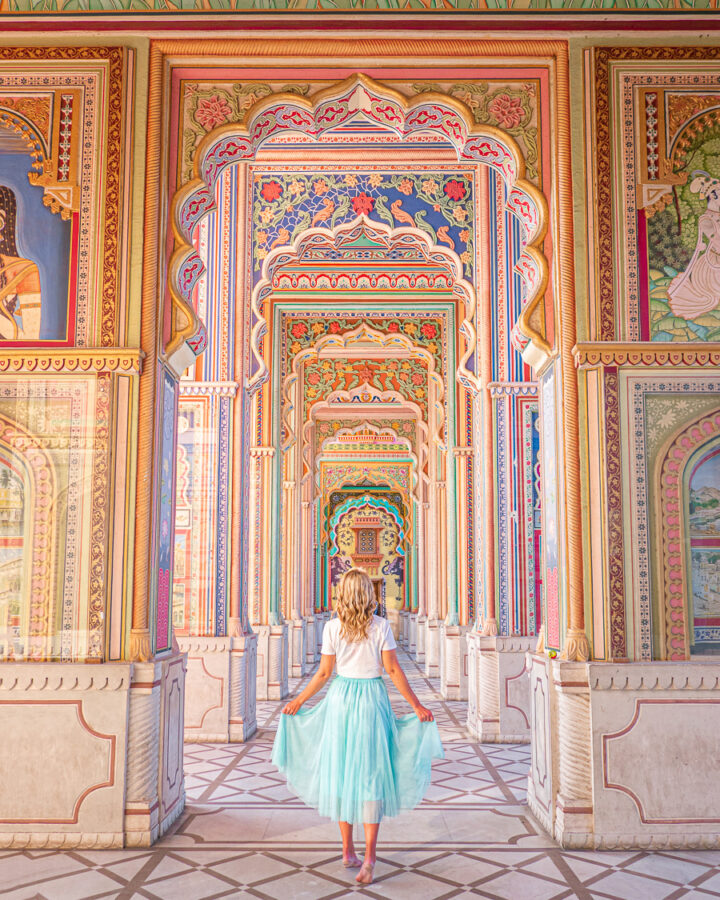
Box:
[528,654,720,849]
[287,617,307,679]
[440,623,470,700]
[0,652,186,849]
[424,617,442,679]
[407,613,418,656]
[256,623,288,700]
[415,614,426,664]
[466,634,533,742]
[179,632,257,743]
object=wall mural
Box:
[0,51,124,347]
[0,178,69,341]
[0,456,24,658]
[591,50,720,342]
[253,170,475,281]
[302,357,429,418]
[689,445,720,651]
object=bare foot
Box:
[343,853,362,868]
[355,861,375,884]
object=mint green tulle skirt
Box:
[271,675,444,824]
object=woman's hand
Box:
[413,704,434,722]
[283,698,303,716]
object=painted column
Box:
[250,443,288,700]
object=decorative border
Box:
[0,351,143,374]
[575,343,720,368]
[604,368,626,659]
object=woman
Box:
[0,185,42,341]
[272,568,443,885]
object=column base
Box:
[424,617,442,679]
[256,623,288,700]
[305,615,319,669]
[407,613,418,655]
[288,617,307,679]
[314,612,330,661]
[528,654,720,849]
[415,614,426,664]
[179,633,257,743]
[440,623,470,700]
[466,634,534,742]
[0,653,187,849]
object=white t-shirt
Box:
[321,615,397,678]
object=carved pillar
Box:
[250,446,288,700]
[424,482,442,679]
[553,661,593,844]
[415,500,429,663]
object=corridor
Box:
[3,650,720,900]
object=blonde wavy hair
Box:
[335,568,377,642]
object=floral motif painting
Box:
[252,170,474,281]
[689,445,720,650]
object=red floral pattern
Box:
[194,94,233,130]
[488,94,525,129]
[444,179,467,201]
[351,192,374,215]
[328,321,341,334]
[421,323,437,339]
[290,322,308,338]
[261,181,283,202]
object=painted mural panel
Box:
[0,50,124,347]
[591,49,720,342]
[540,367,560,651]
[0,376,110,662]
[689,446,720,650]
[173,390,232,637]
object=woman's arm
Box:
[381,649,434,721]
[282,653,336,715]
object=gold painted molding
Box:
[574,342,720,368]
[0,349,144,375]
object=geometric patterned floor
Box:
[3,648,720,899]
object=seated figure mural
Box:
[0,184,42,341]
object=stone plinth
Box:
[424,617,442,679]
[178,632,257,743]
[528,654,720,849]
[287,617,307,679]
[467,634,534,742]
[407,614,418,656]
[440,623,469,700]
[0,653,186,849]
[415,614,427,663]
[256,623,288,700]
[305,615,319,669]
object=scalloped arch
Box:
[167,73,550,369]
[329,492,406,557]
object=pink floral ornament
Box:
[194,94,233,131]
[488,94,525,129]
[352,192,374,215]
